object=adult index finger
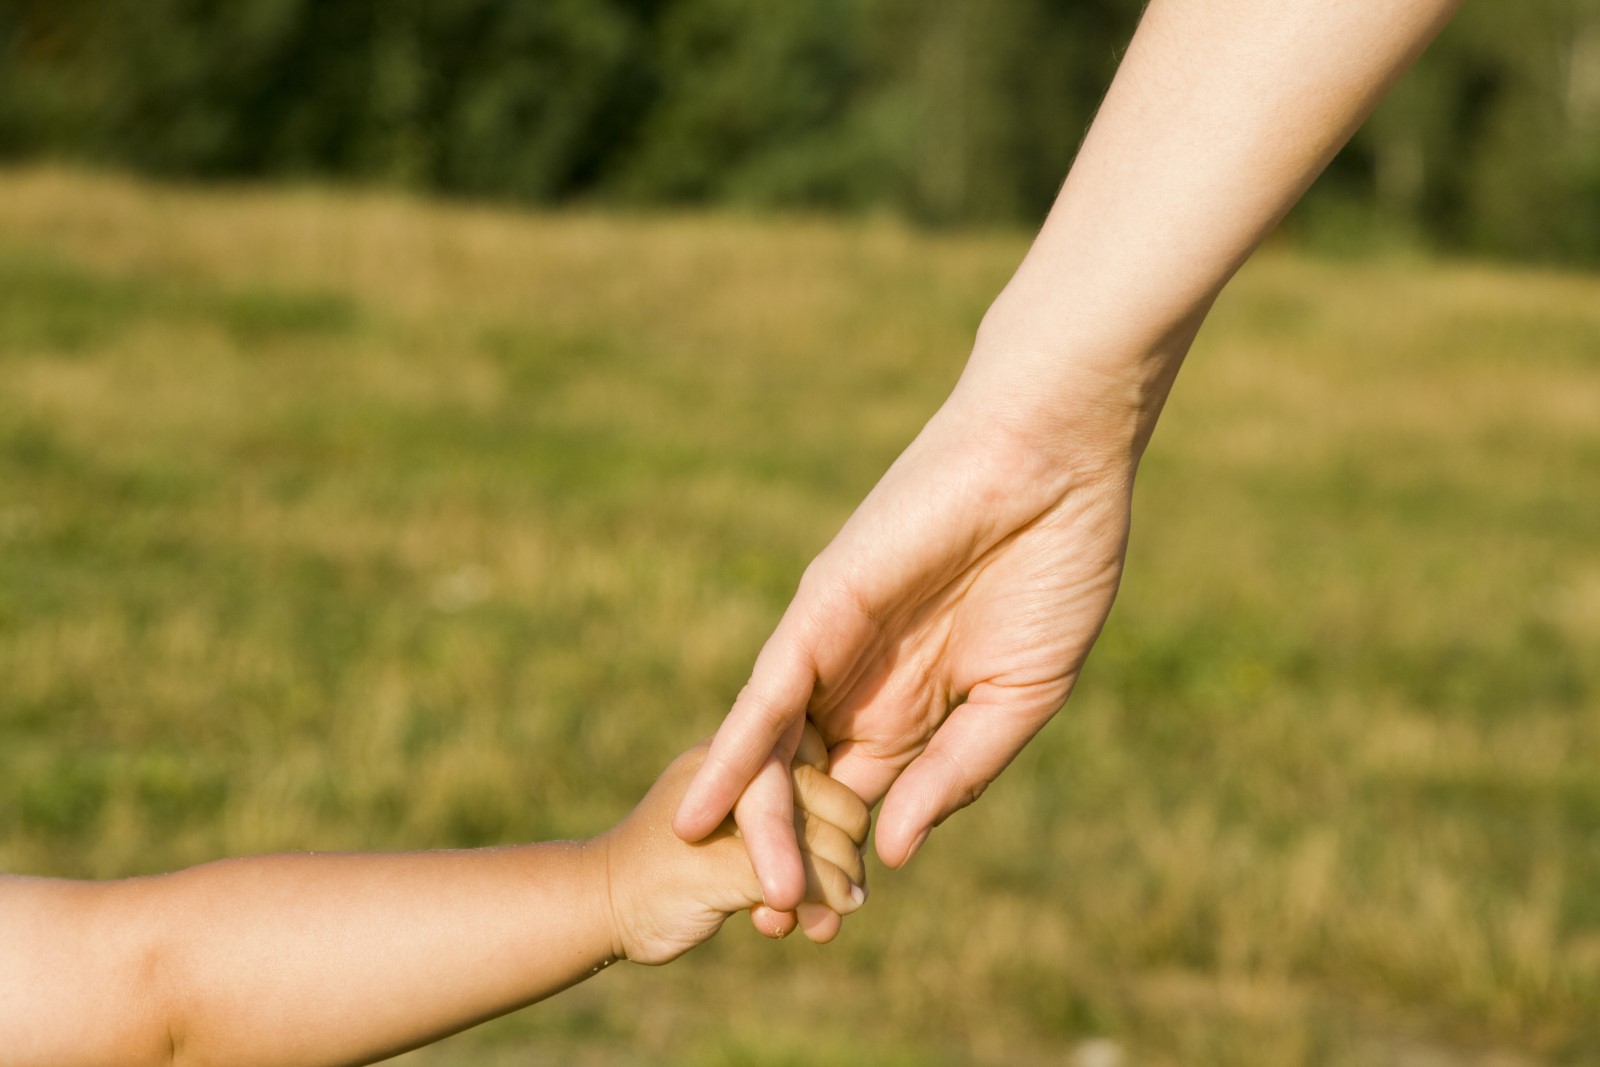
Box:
[673,627,814,842]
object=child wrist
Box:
[578,836,626,964]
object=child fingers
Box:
[791,764,871,848]
[798,811,867,887]
[716,827,769,907]
[801,852,865,916]
[796,901,843,944]
[792,721,829,772]
[750,905,799,940]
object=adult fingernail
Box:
[850,883,866,907]
[904,828,931,864]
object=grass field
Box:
[2,167,1598,1066]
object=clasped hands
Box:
[669,382,1138,942]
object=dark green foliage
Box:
[1,0,1597,259]
[1318,0,1600,262]
[609,0,879,206]
[0,0,656,197]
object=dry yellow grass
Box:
[1,167,1597,1065]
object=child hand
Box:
[596,724,869,966]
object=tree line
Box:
[2,0,1597,262]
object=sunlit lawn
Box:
[2,168,1597,1066]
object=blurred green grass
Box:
[1,167,1597,1066]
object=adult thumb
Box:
[873,695,1055,868]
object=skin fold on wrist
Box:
[579,836,627,966]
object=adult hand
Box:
[680,0,1460,924]
[685,375,1137,911]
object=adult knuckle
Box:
[736,682,792,729]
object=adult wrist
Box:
[950,287,1202,478]
[942,348,1148,493]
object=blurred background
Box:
[1,2,1597,1065]
[5,0,1600,258]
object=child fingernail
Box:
[904,828,931,864]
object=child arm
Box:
[0,735,868,1067]
[1,843,614,1067]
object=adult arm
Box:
[679,0,1463,919]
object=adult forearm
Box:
[679,0,1465,907]
[960,0,1461,458]
[2,845,616,1067]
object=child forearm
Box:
[1,736,868,1067]
[1,844,617,1067]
